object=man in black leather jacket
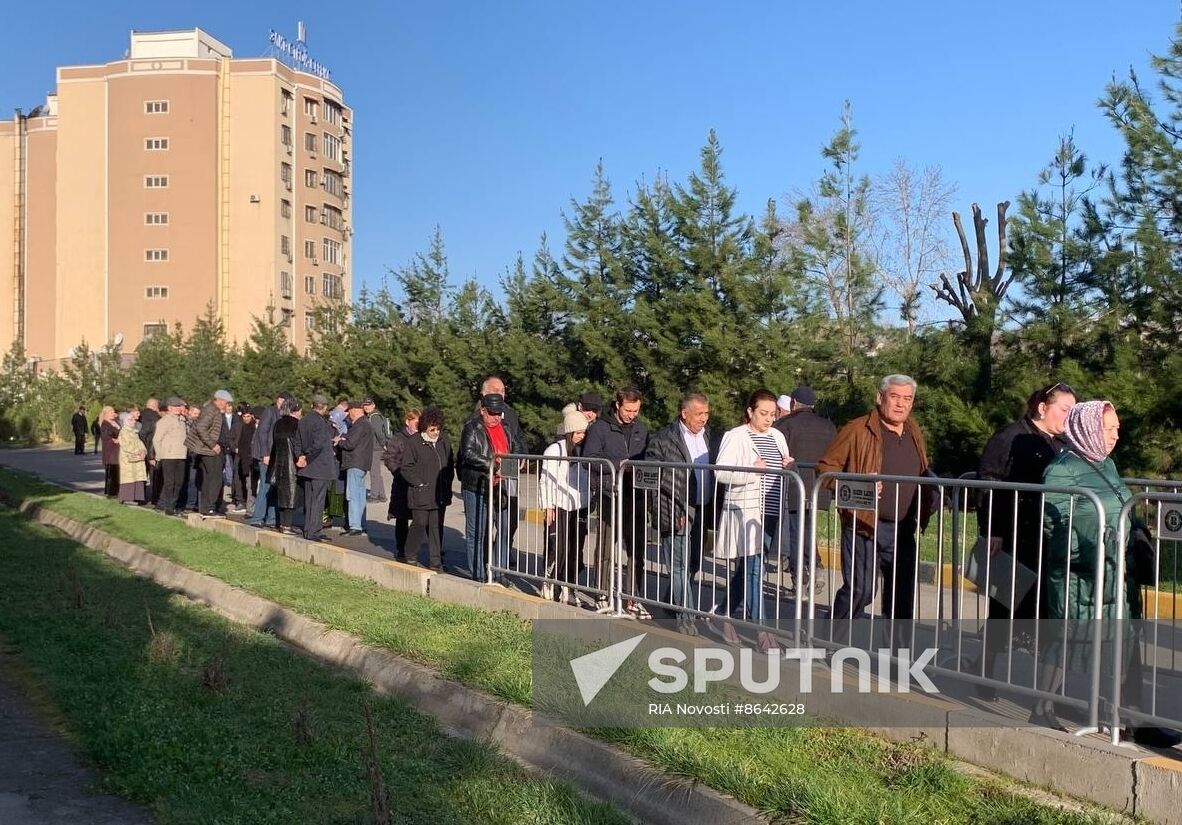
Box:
[458,393,524,583]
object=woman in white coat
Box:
[539,405,591,605]
[714,389,792,652]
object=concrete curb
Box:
[15,500,767,825]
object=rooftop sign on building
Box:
[268,22,331,81]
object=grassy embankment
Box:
[0,468,1121,825]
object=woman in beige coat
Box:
[117,407,148,504]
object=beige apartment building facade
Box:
[0,28,352,368]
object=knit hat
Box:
[559,406,589,436]
[1063,400,1113,463]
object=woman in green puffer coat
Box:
[1030,400,1137,730]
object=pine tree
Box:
[231,308,302,405]
[176,305,234,404]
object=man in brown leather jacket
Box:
[816,375,931,621]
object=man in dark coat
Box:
[458,393,525,582]
[185,390,232,518]
[773,386,837,592]
[382,407,421,560]
[644,392,719,633]
[582,387,649,614]
[71,406,88,455]
[139,398,162,503]
[297,395,339,542]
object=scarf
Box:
[1063,400,1112,463]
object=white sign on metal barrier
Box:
[1161,503,1182,540]
[836,479,878,512]
[632,467,660,491]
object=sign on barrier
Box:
[631,466,660,491]
[1160,502,1182,540]
[836,479,877,511]
[499,457,520,480]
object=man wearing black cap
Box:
[577,392,602,425]
[458,392,524,583]
[339,401,374,536]
[773,386,836,592]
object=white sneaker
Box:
[594,596,612,613]
[559,586,572,605]
[541,582,554,601]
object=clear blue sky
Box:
[3,2,1177,314]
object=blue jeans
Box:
[726,515,776,623]
[346,467,368,531]
[462,489,510,581]
[249,472,275,525]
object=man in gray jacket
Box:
[152,397,190,516]
[186,389,233,517]
[297,395,339,542]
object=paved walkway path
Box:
[0,648,153,825]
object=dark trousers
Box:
[103,464,119,497]
[278,506,297,530]
[393,517,410,559]
[197,454,223,515]
[832,517,919,620]
[74,434,86,454]
[232,461,258,506]
[301,477,331,539]
[158,459,186,513]
[179,456,192,509]
[547,507,589,586]
[407,507,444,569]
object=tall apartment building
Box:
[0,28,353,368]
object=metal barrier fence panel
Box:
[1112,492,1182,744]
[485,454,618,610]
[614,460,807,640]
[810,471,1111,734]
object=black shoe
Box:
[1131,726,1182,748]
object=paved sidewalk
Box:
[0,650,153,825]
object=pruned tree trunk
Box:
[931,201,1012,402]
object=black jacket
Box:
[251,403,281,461]
[582,413,649,493]
[138,409,161,458]
[644,421,720,533]
[297,413,339,480]
[236,420,257,473]
[71,412,88,437]
[268,415,303,509]
[338,416,373,471]
[977,417,1064,562]
[458,416,525,494]
[220,413,243,454]
[773,408,837,510]
[400,433,455,511]
[383,427,415,518]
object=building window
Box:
[280,235,291,258]
[281,163,292,191]
[321,273,343,299]
[304,274,316,295]
[323,132,340,161]
[324,99,342,126]
[143,322,167,337]
[281,124,292,148]
[145,212,169,225]
[304,132,317,153]
[322,169,342,198]
[280,199,292,219]
[304,311,316,331]
[323,238,341,265]
[322,205,343,230]
[304,240,317,260]
[305,205,317,223]
[280,271,292,299]
[145,249,169,262]
[280,90,292,115]
[304,169,318,188]
[303,97,319,119]
[144,175,169,188]
[145,100,169,114]
[145,137,169,151]
[280,308,293,327]
[145,286,169,299]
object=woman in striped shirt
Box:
[714,389,793,652]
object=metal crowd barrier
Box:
[614,459,807,636]
[810,471,1110,735]
[485,453,618,609]
[1112,492,1182,745]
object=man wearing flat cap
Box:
[153,396,190,516]
[186,389,233,517]
[338,401,374,536]
[458,392,525,583]
[773,386,836,593]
